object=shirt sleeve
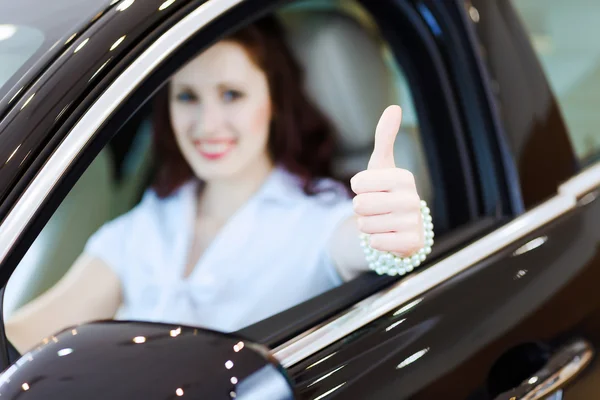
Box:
[83,190,155,281]
[319,197,356,285]
[83,211,132,281]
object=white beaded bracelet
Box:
[360,200,434,276]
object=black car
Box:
[0,0,599,398]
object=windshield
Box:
[0,24,45,94]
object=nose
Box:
[196,100,226,137]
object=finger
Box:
[357,213,420,235]
[353,192,419,216]
[368,105,402,170]
[369,232,422,257]
[351,168,416,195]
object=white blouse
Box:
[84,166,354,332]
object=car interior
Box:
[2,0,434,334]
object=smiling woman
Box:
[3,12,428,354]
[153,17,336,197]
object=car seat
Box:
[278,1,433,202]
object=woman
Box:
[6,16,426,353]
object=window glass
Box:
[512,0,600,166]
[3,2,433,355]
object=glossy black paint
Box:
[290,193,600,398]
[0,321,295,399]
[0,0,113,112]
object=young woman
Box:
[6,16,426,353]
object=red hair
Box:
[151,16,338,198]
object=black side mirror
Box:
[0,321,296,399]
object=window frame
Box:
[429,0,525,218]
[469,0,580,209]
[0,0,512,363]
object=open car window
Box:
[1,0,485,356]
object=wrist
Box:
[360,200,434,276]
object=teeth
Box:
[198,142,233,154]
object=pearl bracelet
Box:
[360,200,434,276]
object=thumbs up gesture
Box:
[350,105,424,256]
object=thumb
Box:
[367,105,402,169]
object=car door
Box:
[0,0,489,364]
[278,1,600,399]
[0,0,598,399]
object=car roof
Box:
[0,0,113,45]
[0,0,192,215]
[0,0,114,108]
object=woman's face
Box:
[169,41,273,182]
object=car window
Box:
[0,24,44,93]
[512,0,600,166]
[2,0,440,354]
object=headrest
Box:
[279,10,396,155]
[279,7,433,203]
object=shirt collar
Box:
[253,165,305,206]
[173,165,304,207]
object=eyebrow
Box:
[172,78,248,88]
[170,82,196,91]
[216,81,246,90]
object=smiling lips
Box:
[193,138,236,160]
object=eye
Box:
[222,89,244,103]
[175,90,197,103]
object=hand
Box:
[350,105,424,256]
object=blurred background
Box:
[513,0,600,164]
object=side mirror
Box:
[0,321,296,399]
